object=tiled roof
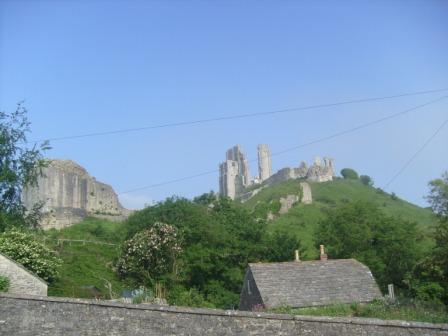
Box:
[249,259,382,308]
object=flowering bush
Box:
[0,229,62,281]
[116,222,181,282]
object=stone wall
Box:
[0,254,47,296]
[22,159,131,229]
[0,293,447,336]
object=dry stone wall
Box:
[0,254,47,296]
[0,294,447,336]
[22,160,131,230]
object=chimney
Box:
[320,245,328,261]
[294,250,300,262]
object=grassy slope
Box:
[41,218,129,299]
[242,178,436,258]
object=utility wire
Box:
[29,88,448,144]
[383,118,448,189]
[119,95,448,194]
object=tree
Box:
[315,201,421,290]
[116,222,182,284]
[0,103,49,231]
[360,175,373,186]
[122,195,269,308]
[0,229,62,281]
[340,168,359,180]
[410,172,448,304]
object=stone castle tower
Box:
[219,144,335,200]
[219,145,251,199]
[258,144,272,182]
[219,144,273,199]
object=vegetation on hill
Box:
[40,218,130,299]
[242,178,436,258]
[0,108,446,321]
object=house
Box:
[239,246,382,310]
[0,252,48,296]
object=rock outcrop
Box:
[22,159,131,230]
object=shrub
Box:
[0,229,62,281]
[0,275,9,292]
[360,175,373,186]
[116,222,182,284]
[340,168,359,180]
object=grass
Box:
[38,218,130,299]
[271,299,448,324]
[241,178,437,258]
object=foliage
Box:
[340,168,359,180]
[264,230,302,262]
[360,175,373,186]
[122,195,299,308]
[116,222,181,284]
[409,172,448,304]
[315,201,422,290]
[41,218,129,299]
[426,172,448,218]
[0,229,61,281]
[271,298,448,324]
[0,103,50,231]
[243,178,436,258]
[0,275,9,292]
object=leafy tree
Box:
[116,222,181,284]
[0,229,62,281]
[340,168,359,180]
[264,230,302,262]
[360,175,374,186]
[0,103,49,231]
[315,201,421,290]
[409,172,448,304]
[123,195,270,308]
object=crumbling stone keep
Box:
[257,144,272,182]
[219,144,335,200]
[22,159,131,230]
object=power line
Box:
[383,118,448,189]
[119,95,448,194]
[29,88,448,144]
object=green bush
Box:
[0,229,62,281]
[340,168,359,180]
[360,175,373,186]
[0,275,9,292]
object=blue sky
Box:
[1,0,447,209]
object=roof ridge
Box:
[248,258,356,266]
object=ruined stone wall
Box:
[257,144,272,182]
[0,254,47,296]
[226,145,251,187]
[1,294,447,336]
[22,160,131,230]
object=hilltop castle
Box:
[219,144,335,199]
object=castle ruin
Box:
[219,144,335,199]
[22,159,132,230]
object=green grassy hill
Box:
[242,178,436,258]
[39,218,129,299]
[39,178,437,300]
